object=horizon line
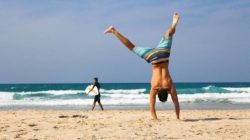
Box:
[0,82,250,85]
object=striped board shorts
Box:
[132,36,173,64]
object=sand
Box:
[0,110,250,140]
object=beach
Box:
[1,83,250,139]
[1,0,249,139]
[0,110,249,140]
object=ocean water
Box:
[0,83,250,110]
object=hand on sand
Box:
[151,118,160,122]
[177,118,181,121]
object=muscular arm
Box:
[169,84,180,120]
[150,87,158,120]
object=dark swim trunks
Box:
[94,95,100,102]
[93,82,101,102]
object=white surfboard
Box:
[85,85,99,96]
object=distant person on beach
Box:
[104,12,180,120]
[89,77,104,111]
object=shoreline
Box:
[1,103,250,110]
[0,109,249,139]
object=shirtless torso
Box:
[150,62,180,120]
[151,62,171,89]
[105,12,180,120]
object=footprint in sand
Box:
[33,129,39,131]
[58,115,69,118]
[15,131,28,138]
[196,132,202,135]
[28,124,37,127]
[53,126,59,129]
[58,115,88,118]
[72,115,88,118]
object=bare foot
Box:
[104,26,115,34]
[172,12,180,28]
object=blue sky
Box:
[0,0,249,83]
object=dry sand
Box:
[0,110,250,140]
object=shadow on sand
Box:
[183,117,250,122]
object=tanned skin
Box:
[104,12,180,120]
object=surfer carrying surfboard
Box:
[104,12,180,120]
[88,77,104,111]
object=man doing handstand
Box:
[104,12,180,120]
